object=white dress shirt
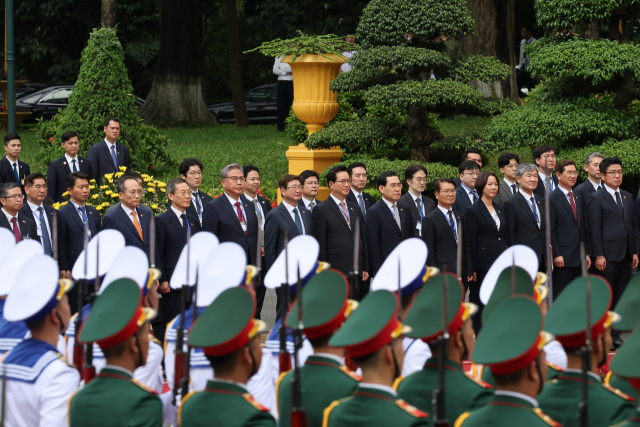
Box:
[171,205,186,227]
[503,177,518,194]
[273,56,293,81]
[588,178,602,192]
[330,194,351,228]
[120,203,139,225]
[604,183,620,199]
[461,183,478,204]
[301,196,318,210]
[437,205,458,242]
[520,189,541,227]
[381,197,401,227]
[408,190,425,217]
[244,193,265,229]
[104,139,118,164]
[27,200,52,242]
[65,153,80,172]
[281,200,305,234]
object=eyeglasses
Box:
[187,171,202,177]
[412,178,427,183]
[174,190,191,197]
[125,190,143,196]
[563,171,578,177]
[605,171,623,176]
[464,172,480,177]
[285,185,302,190]
[505,163,519,169]
[438,190,456,195]
[386,183,403,189]
[334,179,351,185]
[29,185,47,190]
[1,194,21,200]
[225,176,246,183]
[305,181,319,186]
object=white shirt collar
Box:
[301,196,316,208]
[103,364,134,377]
[330,194,347,206]
[121,203,137,217]
[519,188,536,201]
[210,378,248,391]
[224,192,241,205]
[5,155,17,165]
[1,208,16,223]
[604,183,619,198]
[588,178,601,191]
[381,197,397,209]
[64,153,78,165]
[557,185,571,197]
[350,188,363,198]
[69,199,85,209]
[494,390,538,407]
[27,199,43,212]
[407,189,422,200]
[281,200,298,213]
[359,383,397,397]
[104,139,116,149]
[460,183,476,195]
[243,192,256,202]
[313,353,344,364]
[503,177,516,186]
[170,204,185,219]
[564,368,601,382]
[437,205,453,216]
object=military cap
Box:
[188,286,266,356]
[371,238,438,296]
[0,240,43,296]
[473,296,552,375]
[170,231,219,289]
[0,227,16,261]
[79,278,155,349]
[72,229,125,282]
[544,275,619,348]
[612,273,640,332]
[610,328,640,389]
[286,269,357,339]
[264,235,328,294]
[404,272,476,343]
[99,246,160,296]
[482,266,547,324]
[480,245,540,304]
[5,254,74,323]
[329,290,410,358]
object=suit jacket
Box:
[298,198,319,213]
[503,192,546,263]
[549,188,589,268]
[399,192,436,237]
[57,202,102,271]
[587,188,640,262]
[105,201,152,217]
[573,179,601,229]
[201,194,259,265]
[87,140,132,184]
[346,190,376,221]
[465,201,508,272]
[0,211,38,242]
[312,196,368,276]
[102,205,160,267]
[167,189,213,223]
[494,179,518,206]
[248,195,273,230]
[263,202,312,270]
[155,210,201,282]
[451,185,475,215]
[47,155,94,202]
[453,177,462,188]
[423,208,473,277]
[533,174,559,198]
[0,157,30,193]
[365,200,413,277]
[19,202,55,247]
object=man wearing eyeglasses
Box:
[452,160,481,214]
[587,156,640,349]
[494,153,520,206]
[19,173,55,256]
[298,170,320,212]
[400,165,436,237]
[533,145,559,198]
[178,158,212,226]
[0,182,37,242]
[202,163,259,266]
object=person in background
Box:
[494,153,520,206]
[400,165,436,238]
[105,171,152,216]
[533,145,558,197]
[47,131,94,202]
[298,169,320,213]
[452,160,481,214]
[574,152,604,223]
[341,32,357,72]
[346,162,376,222]
[454,149,482,187]
[87,118,131,184]
[179,158,212,226]
[273,56,293,132]
[20,173,54,256]
[516,25,537,98]
[0,182,37,242]
[0,132,30,193]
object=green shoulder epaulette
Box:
[603,383,636,401]
[243,393,269,411]
[533,408,562,426]
[339,365,361,381]
[463,371,493,389]
[392,376,405,390]
[396,399,428,418]
[454,412,471,427]
[322,397,351,427]
[132,379,158,394]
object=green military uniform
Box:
[277,270,359,427]
[606,372,640,402]
[610,318,640,427]
[68,279,162,427]
[480,361,563,387]
[179,287,274,427]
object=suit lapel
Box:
[169,213,188,243]
[601,190,625,221]
[117,207,143,242]
[277,204,299,235]
[381,202,401,232]
[328,197,352,233]
[435,210,456,242]
[405,194,419,219]
[478,202,500,235]
[220,196,245,234]
[101,142,117,170]
[17,215,30,239]
[554,190,577,224]
[2,158,17,183]
[517,193,539,225]
[65,203,86,232]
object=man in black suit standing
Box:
[87,118,132,184]
[452,160,480,214]
[202,163,259,265]
[156,177,201,338]
[494,153,520,206]
[313,165,369,282]
[20,173,55,256]
[503,163,546,270]
[47,131,94,202]
[298,170,320,213]
[587,157,639,348]
[573,152,604,221]
[533,145,559,198]
[549,159,591,300]
[0,183,37,242]
[453,148,483,187]
[346,162,376,221]
[0,133,30,194]
[365,171,413,277]
[423,178,473,281]
[178,158,212,226]
[400,164,436,237]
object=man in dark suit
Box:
[87,117,132,184]
[0,182,37,242]
[573,152,604,223]
[400,164,436,237]
[104,171,152,217]
[346,162,376,221]
[494,153,520,206]
[549,159,591,300]
[156,177,201,339]
[313,165,369,283]
[365,171,413,277]
[202,163,259,265]
[587,157,639,348]
[423,178,473,281]
[453,149,482,187]
[57,172,101,312]
[20,173,55,256]
[452,160,480,214]
[47,131,94,202]
[298,170,320,213]
[503,163,547,270]
[533,145,559,198]
[178,158,212,226]
[0,133,30,194]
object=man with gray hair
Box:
[503,163,547,270]
[574,152,604,211]
[202,163,259,265]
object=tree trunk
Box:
[225,0,249,127]
[583,20,600,39]
[101,0,117,28]
[138,0,215,126]
[406,106,445,162]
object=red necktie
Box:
[10,217,21,242]
[235,202,247,235]
[568,191,577,221]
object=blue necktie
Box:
[110,144,117,169]
[12,162,19,184]
[292,208,303,235]
[71,159,77,172]
[78,206,88,229]
[38,207,52,256]
[358,194,366,219]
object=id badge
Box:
[416,221,422,236]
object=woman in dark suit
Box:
[466,171,508,333]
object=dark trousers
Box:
[551,265,582,301]
[158,288,183,344]
[517,70,534,98]
[599,251,632,339]
[276,80,293,131]
[471,271,487,334]
[255,256,267,320]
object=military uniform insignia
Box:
[243,393,269,411]
[392,376,405,390]
[149,334,161,345]
[396,399,428,418]
[546,361,564,372]
[339,365,361,381]
[453,412,471,427]
[603,382,636,401]
[132,378,158,394]
[533,407,562,426]
[463,371,493,388]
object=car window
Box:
[245,87,273,104]
[38,88,73,104]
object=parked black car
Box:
[208,84,277,124]
[16,85,145,123]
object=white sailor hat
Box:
[196,242,256,307]
[0,240,44,296]
[371,238,438,296]
[170,231,219,289]
[99,246,161,296]
[480,245,540,304]
[0,228,16,262]
[72,230,126,282]
[5,255,73,323]
[264,235,328,294]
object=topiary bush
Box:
[35,27,173,173]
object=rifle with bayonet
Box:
[181,267,198,403]
[578,242,591,427]
[290,263,308,427]
[279,229,292,374]
[544,157,554,305]
[73,224,90,375]
[432,263,450,426]
[173,227,192,405]
[253,225,262,292]
[83,233,100,384]
[348,219,361,301]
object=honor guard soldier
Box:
[395,272,491,419]
[68,278,163,427]
[179,287,275,427]
[1,254,79,427]
[277,269,360,427]
[537,276,637,427]
[610,327,640,425]
[323,290,430,427]
[455,296,561,426]
[370,238,438,377]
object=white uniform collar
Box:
[359,382,397,396]
[494,390,538,407]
